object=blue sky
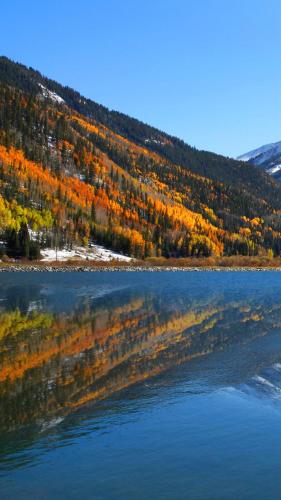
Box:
[1,0,281,157]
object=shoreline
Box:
[1,264,281,272]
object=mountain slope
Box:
[1,56,281,258]
[238,141,281,180]
[0,55,279,190]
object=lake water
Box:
[2,272,281,498]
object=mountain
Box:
[1,55,281,259]
[237,141,281,180]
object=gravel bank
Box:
[1,265,281,272]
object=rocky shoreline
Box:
[1,264,281,272]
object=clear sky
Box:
[1,0,281,157]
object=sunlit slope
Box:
[1,56,281,257]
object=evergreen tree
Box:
[19,223,30,258]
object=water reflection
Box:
[1,272,281,437]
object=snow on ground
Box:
[267,164,281,175]
[40,244,133,262]
[144,137,165,146]
[38,83,65,104]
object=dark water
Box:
[2,272,281,499]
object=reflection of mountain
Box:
[238,363,281,401]
[2,279,281,433]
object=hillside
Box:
[1,56,281,259]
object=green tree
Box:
[19,222,30,258]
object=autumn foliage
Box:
[0,80,281,258]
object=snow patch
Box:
[144,137,165,146]
[266,164,281,175]
[40,244,133,262]
[38,83,65,104]
[74,173,86,181]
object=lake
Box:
[1,271,281,499]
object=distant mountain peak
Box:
[237,141,281,180]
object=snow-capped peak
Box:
[38,83,65,104]
[237,140,281,165]
[237,139,281,180]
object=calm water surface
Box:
[1,271,281,498]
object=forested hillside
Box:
[1,56,281,259]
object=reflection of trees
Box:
[0,284,44,313]
[1,287,281,432]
